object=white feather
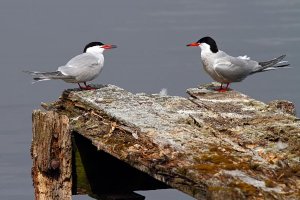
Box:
[238,55,251,60]
[159,88,168,96]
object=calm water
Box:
[0,0,299,199]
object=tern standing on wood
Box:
[24,42,117,90]
[187,36,289,92]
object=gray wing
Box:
[58,53,99,77]
[214,56,259,82]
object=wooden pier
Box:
[31,83,300,200]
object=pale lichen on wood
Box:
[40,83,300,200]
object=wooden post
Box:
[31,110,72,200]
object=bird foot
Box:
[214,87,230,92]
[215,88,228,92]
[79,85,96,90]
[214,83,230,92]
[78,83,96,90]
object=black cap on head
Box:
[83,42,104,53]
[197,37,218,53]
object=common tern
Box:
[187,36,289,92]
[24,41,117,90]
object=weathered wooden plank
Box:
[42,83,300,200]
[31,111,72,200]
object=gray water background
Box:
[0,0,299,199]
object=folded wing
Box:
[214,56,259,82]
[58,53,100,77]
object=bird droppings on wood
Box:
[38,83,300,200]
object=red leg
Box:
[83,82,95,90]
[78,83,83,89]
[225,83,230,90]
[215,83,229,92]
[214,83,222,91]
[77,82,95,90]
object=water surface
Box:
[0,0,299,199]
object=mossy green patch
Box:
[73,141,92,194]
[229,181,257,196]
[194,164,218,173]
[264,179,276,188]
[194,146,251,173]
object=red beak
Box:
[186,42,200,47]
[101,44,117,49]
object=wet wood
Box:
[36,83,300,200]
[31,111,72,200]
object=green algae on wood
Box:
[72,136,92,194]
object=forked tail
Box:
[251,55,290,74]
[23,71,66,83]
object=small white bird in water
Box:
[187,36,289,92]
[24,42,117,90]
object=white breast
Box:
[201,51,229,83]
